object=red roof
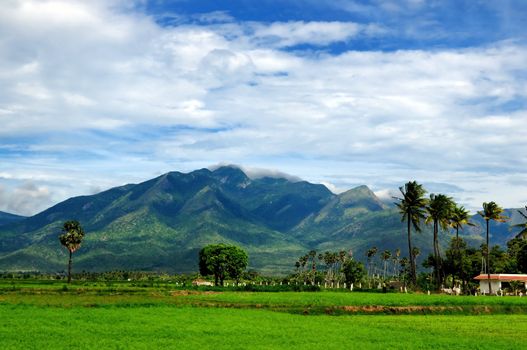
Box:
[474,274,527,282]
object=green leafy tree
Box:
[425,194,455,288]
[58,220,85,283]
[513,206,527,240]
[507,237,527,273]
[342,259,366,286]
[394,181,427,285]
[198,244,248,286]
[478,201,508,294]
[518,244,527,273]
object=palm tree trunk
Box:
[486,219,492,294]
[407,218,416,285]
[67,250,72,284]
[454,227,459,289]
[433,220,440,289]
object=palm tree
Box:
[451,205,474,249]
[450,205,474,285]
[58,220,85,283]
[366,246,378,277]
[412,247,420,263]
[392,248,401,277]
[513,206,527,240]
[394,181,427,285]
[478,201,508,294]
[425,194,455,288]
[381,250,391,279]
[308,250,317,285]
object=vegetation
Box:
[478,202,508,293]
[1,283,527,349]
[394,181,427,285]
[513,206,527,240]
[2,304,526,349]
[58,220,85,283]
[425,194,455,289]
[1,166,525,276]
[199,244,248,286]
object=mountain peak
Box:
[338,185,385,211]
[211,165,250,186]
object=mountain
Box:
[293,185,386,242]
[0,211,26,227]
[0,166,523,274]
[0,166,333,274]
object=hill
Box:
[0,211,26,227]
[0,166,523,274]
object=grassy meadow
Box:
[1,280,527,349]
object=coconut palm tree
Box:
[450,205,474,285]
[513,206,527,240]
[394,181,427,285]
[392,248,401,277]
[478,201,508,294]
[381,250,391,279]
[366,246,378,277]
[451,205,474,249]
[425,194,455,288]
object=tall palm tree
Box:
[392,248,401,277]
[425,194,455,288]
[366,246,378,277]
[451,205,474,248]
[394,181,427,285]
[58,220,85,283]
[513,206,527,240]
[478,201,508,294]
[450,205,474,286]
[381,250,391,279]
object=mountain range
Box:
[0,166,524,274]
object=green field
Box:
[1,281,527,349]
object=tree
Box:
[366,246,378,277]
[392,248,401,277]
[507,237,527,273]
[478,201,508,294]
[451,205,474,244]
[58,220,85,283]
[198,244,248,286]
[342,259,366,286]
[450,205,474,285]
[513,206,527,240]
[394,181,427,285]
[381,250,391,279]
[425,194,455,288]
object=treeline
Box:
[292,250,366,288]
[395,181,527,291]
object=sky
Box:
[1,0,527,216]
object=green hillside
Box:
[0,166,522,274]
[0,211,26,227]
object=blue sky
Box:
[1,0,527,215]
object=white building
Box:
[474,274,527,294]
[192,278,214,286]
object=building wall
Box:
[479,280,501,294]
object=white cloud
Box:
[250,21,361,47]
[0,182,51,216]
[0,0,526,214]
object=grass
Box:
[1,281,527,349]
[1,305,526,349]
